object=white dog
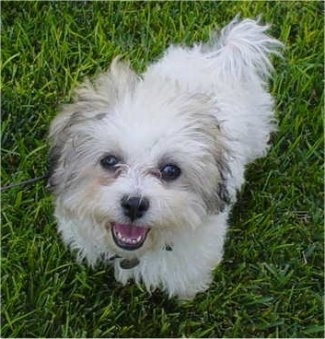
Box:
[48,18,282,299]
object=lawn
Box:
[1,1,323,338]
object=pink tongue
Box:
[114,224,148,238]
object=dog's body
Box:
[48,18,282,299]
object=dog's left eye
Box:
[100,155,120,170]
[160,164,181,181]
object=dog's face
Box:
[48,59,229,258]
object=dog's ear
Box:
[47,57,138,191]
[200,112,231,214]
[185,100,231,215]
[183,96,232,215]
[49,57,138,144]
[204,150,231,214]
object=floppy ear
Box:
[200,112,231,214]
[47,58,139,190]
[184,97,231,215]
[204,147,231,214]
[49,57,138,145]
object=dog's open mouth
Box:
[111,223,150,250]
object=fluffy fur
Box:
[48,18,282,299]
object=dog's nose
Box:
[121,196,150,221]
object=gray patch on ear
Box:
[214,154,231,213]
[47,144,62,191]
[216,154,231,208]
[64,111,107,128]
[205,167,231,214]
[216,182,230,212]
[94,112,107,120]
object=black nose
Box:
[121,196,150,221]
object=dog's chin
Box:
[109,222,151,252]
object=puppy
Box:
[48,18,282,299]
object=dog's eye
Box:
[160,164,181,181]
[100,155,120,170]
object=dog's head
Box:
[48,59,229,258]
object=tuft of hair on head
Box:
[206,16,283,81]
[49,56,138,143]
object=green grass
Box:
[1,1,323,337]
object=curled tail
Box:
[207,17,283,81]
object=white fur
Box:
[49,18,282,299]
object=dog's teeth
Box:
[120,236,137,244]
[114,230,143,245]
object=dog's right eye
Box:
[160,164,181,181]
[100,155,120,170]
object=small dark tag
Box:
[119,258,140,269]
[165,245,173,251]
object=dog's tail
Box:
[207,17,283,81]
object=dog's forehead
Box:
[106,108,187,159]
[93,80,218,163]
